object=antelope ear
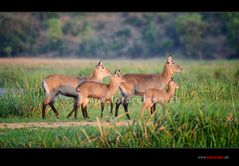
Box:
[167,55,173,64]
[96,61,103,68]
[114,69,120,76]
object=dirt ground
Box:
[0,121,134,129]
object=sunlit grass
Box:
[0,58,239,147]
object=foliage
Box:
[0,13,39,56]
[47,18,62,42]
[0,12,239,59]
[174,13,208,59]
[223,13,239,51]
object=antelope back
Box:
[43,74,80,94]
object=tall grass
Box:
[0,114,238,147]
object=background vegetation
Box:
[0,12,239,59]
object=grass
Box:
[0,58,239,147]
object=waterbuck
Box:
[67,69,125,119]
[115,55,182,119]
[141,78,179,118]
[42,61,112,119]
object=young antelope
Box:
[141,79,179,118]
[67,69,125,119]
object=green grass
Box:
[0,58,239,147]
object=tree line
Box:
[0,12,239,59]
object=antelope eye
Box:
[102,66,104,69]
[172,62,175,64]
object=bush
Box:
[174,13,208,59]
[115,28,132,38]
[47,18,62,42]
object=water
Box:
[0,88,23,97]
[0,88,4,96]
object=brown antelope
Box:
[115,55,182,119]
[67,69,125,119]
[141,78,179,118]
[42,61,112,119]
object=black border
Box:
[1,0,239,11]
[0,148,238,162]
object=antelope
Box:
[115,55,182,119]
[141,78,179,118]
[67,69,125,119]
[42,61,112,119]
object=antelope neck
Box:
[168,66,174,75]
[162,65,173,83]
[89,69,102,81]
[108,79,120,96]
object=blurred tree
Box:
[32,12,59,21]
[174,13,208,59]
[0,13,38,56]
[47,18,62,42]
[160,38,174,52]
[3,46,12,57]
[223,13,239,52]
[115,28,132,38]
[46,18,65,56]
[123,14,144,27]
[0,12,238,59]
[77,21,96,57]
[128,43,145,58]
[32,12,59,29]
[141,22,157,43]
[79,21,94,42]
[62,16,83,36]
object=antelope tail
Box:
[42,79,50,95]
